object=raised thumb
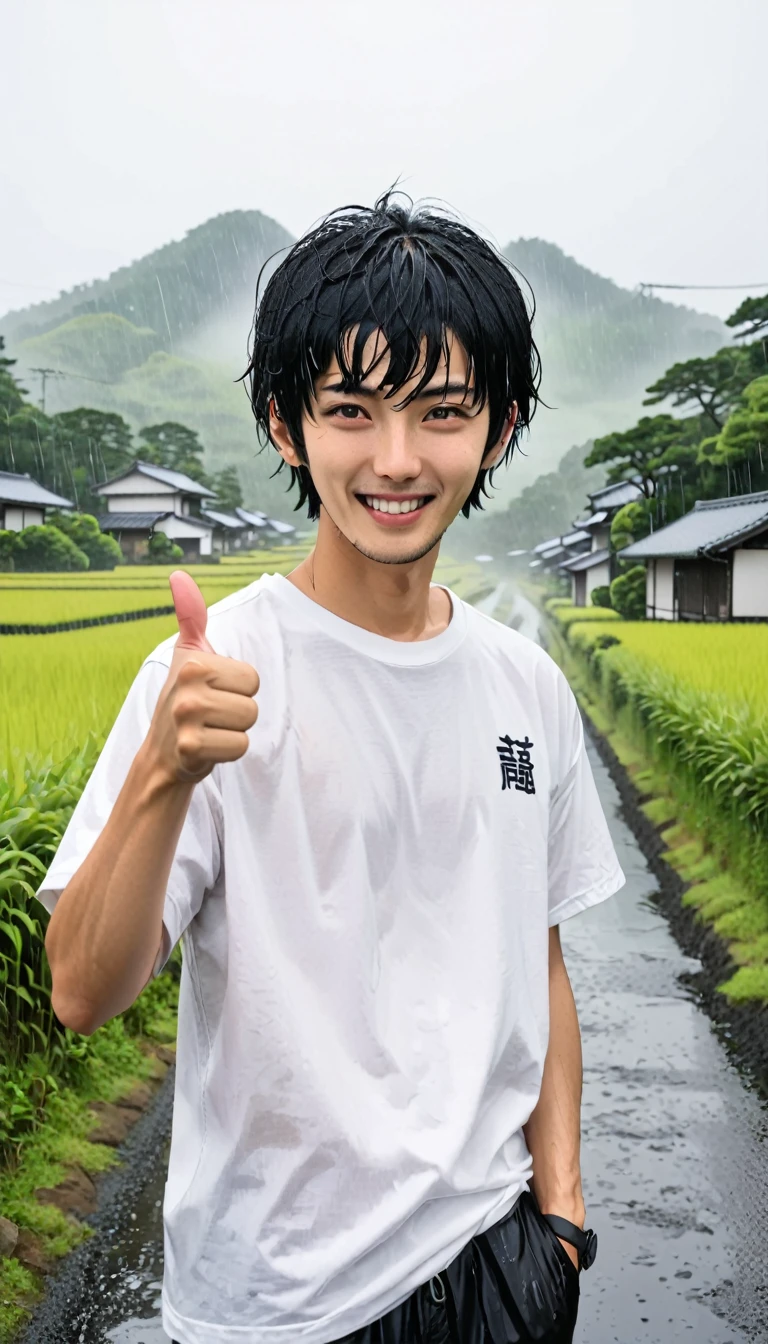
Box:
[169,570,215,654]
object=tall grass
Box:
[546,605,768,931]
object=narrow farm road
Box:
[473,577,506,617]
[21,591,768,1344]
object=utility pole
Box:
[29,367,59,413]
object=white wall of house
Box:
[585,559,610,601]
[103,491,182,514]
[2,505,46,531]
[570,558,610,607]
[732,548,768,618]
[158,514,213,556]
[591,527,611,552]
[646,557,675,619]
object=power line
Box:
[639,281,768,294]
[28,365,117,412]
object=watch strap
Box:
[542,1214,597,1270]
[542,1214,587,1255]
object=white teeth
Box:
[365,497,426,513]
[363,496,429,514]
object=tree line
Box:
[0,338,246,569]
[585,292,768,513]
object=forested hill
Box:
[0,210,293,346]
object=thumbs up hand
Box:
[145,570,260,785]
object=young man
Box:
[37,192,625,1344]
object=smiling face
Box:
[270,328,517,565]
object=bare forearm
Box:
[45,744,195,1035]
[523,926,585,1225]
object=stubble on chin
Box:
[323,501,448,566]
[350,528,447,566]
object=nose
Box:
[370,417,422,483]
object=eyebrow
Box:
[320,380,476,400]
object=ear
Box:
[269,397,303,468]
[481,402,519,471]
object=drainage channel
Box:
[20,590,768,1344]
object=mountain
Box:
[1,211,728,513]
[1,210,293,346]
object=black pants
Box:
[173,1189,580,1344]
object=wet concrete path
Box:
[23,592,768,1344]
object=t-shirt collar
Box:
[266,573,467,666]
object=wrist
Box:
[535,1189,586,1229]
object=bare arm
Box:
[44,572,260,1039]
[523,924,586,1267]
[45,743,196,1036]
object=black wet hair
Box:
[243,189,542,520]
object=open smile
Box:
[355,494,435,527]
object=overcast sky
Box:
[2,0,766,323]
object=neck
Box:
[285,507,451,641]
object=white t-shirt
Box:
[35,573,624,1344]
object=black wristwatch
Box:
[542,1214,598,1271]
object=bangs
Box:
[244,192,541,519]
[301,237,486,414]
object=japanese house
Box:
[529,477,644,606]
[0,469,74,531]
[620,490,768,621]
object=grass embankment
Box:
[0,547,490,1337]
[538,596,768,1005]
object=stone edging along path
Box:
[584,714,768,1098]
[1,1043,176,1344]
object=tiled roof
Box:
[201,508,247,529]
[0,470,74,508]
[572,509,609,530]
[561,528,591,548]
[94,511,174,529]
[587,480,644,510]
[620,491,768,560]
[559,547,611,573]
[96,460,217,498]
[235,507,270,527]
[532,534,564,555]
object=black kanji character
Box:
[496,734,535,795]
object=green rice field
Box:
[0,550,488,787]
[564,617,768,719]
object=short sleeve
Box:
[33,657,223,979]
[547,675,625,926]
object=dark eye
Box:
[332,405,366,420]
[426,406,463,420]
